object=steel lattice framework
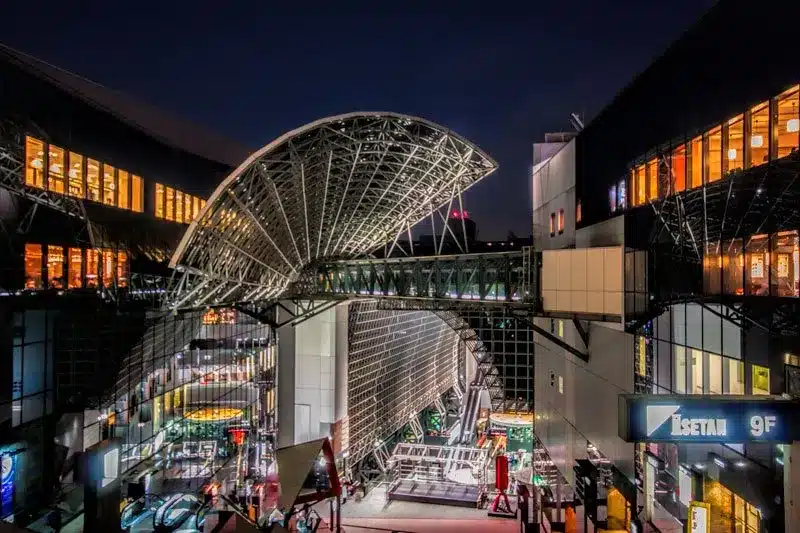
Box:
[168,112,497,310]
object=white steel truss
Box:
[168,112,497,310]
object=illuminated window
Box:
[117,251,128,288]
[68,247,82,289]
[165,186,175,221]
[68,152,84,198]
[549,213,556,236]
[557,208,565,233]
[155,183,165,219]
[85,249,99,288]
[752,364,770,395]
[47,245,64,289]
[722,238,744,295]
[576,199,582,222]
[745,234,769,296]
[86,159,101,202]
[609,185,617,211]
[776,85,799,159]
[724,358,744,394]
[674,346,686,393]
[102,164,116,206]
[24,243,43,289]
[750,101,770,166]
[617,178,626,209]
[646,158,658,201]
[689,136,703,188]
[25,136,45,188]
[670,144,686,193]
[705,126,722,183]
[132,175,144,213]
[47,145,66,194]
[102,250,115,287]
[193,196,200,220]
[184,193,193,223]
[635,165,646,205]
[689,349,704,394]
[117,170,129,209]
[726,114,744,173]
[175,190,184,223]
[708,352,722,394]
[200,199,206,211]
[770,230,799,297]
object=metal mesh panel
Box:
[345,300,459,465]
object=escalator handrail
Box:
[121,494,166,528]
[195,494,259,530]
[153,493,200,529]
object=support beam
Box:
[530,322,588,362]
[573,319,589,349]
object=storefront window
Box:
[724,358,744,394]
[745,234,769,296]
[68,152,83,198]
[102,249,116,287]
[86,159,101,202]
[750,101,770,166]
[24,243,43,289]
[776,85,799,159]
[690,349,704,394]
[616,179,626,210]
[722,238,744,295]
[25,136,45,188]
[85,249,99,288]
[752,364,770,395]
[117,251,128,288]
[671,144,686,193]
[118,170,129,209]
[647,158,658,201]
[47,245,64,289]
[102,164,116,206]
[726,115,744,173]
[68,247,82,289]
[132,175,144,213]
[689,136,703,188]
[635,165,646,205]
[165,187,175,221]
[705,126,722,183]
[674,346,686,393]
[770,230,799,297]
[708,352,722,394]
[47,145,66,194]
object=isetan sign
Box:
[619,395,800,443]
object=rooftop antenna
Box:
[569,112,584,132]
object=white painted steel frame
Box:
[168,112,497,310]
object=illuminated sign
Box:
[619,394,800,443]
[688,501,710,533]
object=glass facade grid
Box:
[702,230,799,298]
[624,83,800,208]
[22,136,200,220]
[23,244,128,290]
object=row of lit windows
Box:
[618,84,800,209]
[25,136,144,212]
[155,183,205,223]
[24,243,128,290]
[702,230,800,298]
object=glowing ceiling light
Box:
[727,148,737,161]
[751,135,764,148]
[787,118,800,133]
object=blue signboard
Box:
[619,394,800,443]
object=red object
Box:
[495,454,509,491]
[230,429,246,446]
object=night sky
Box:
[3,0,715,239]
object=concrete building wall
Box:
[532,139,576,249]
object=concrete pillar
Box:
[785,442,800,533]
[276,302,296,448]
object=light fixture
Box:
[712,456,726,469]
[694,463,706,470]
[788,118,800,133]
[31,158,43,169]
[727,148,737,161]
[735,461,746,468]
[751,135,764,148]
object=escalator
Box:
[194,494,260,531]
[122,495,166,532]
[152,493,202,532]
[456,384,482,444]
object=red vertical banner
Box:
[495,454,509,491]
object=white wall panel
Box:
[541,247,624,317]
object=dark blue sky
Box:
[2,0,714,239]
